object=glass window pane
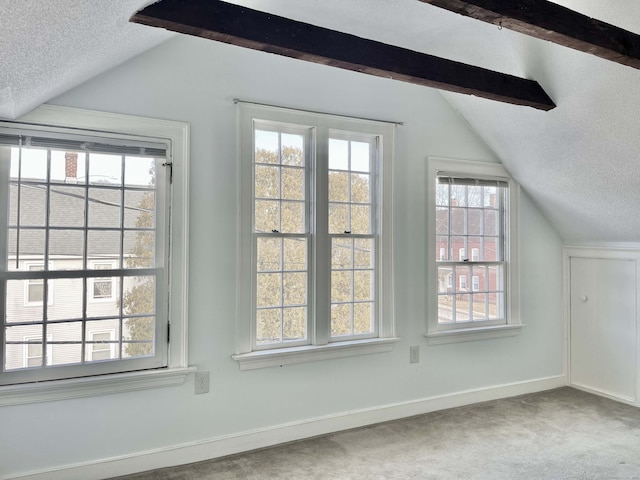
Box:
[122,276,155,316]
[50,151,86,184]
[50,186,85,227]
[257,237,281,272]
[281,167,304,200]
[435,207,449,235]
[281,134,304,166]
[468,209,482,235]
[48,322,83,366]
[89,153,122,185]
[282,307,305,341]
[330,303,351,337]
[489,293,504,320]
[350,205,370,234]
[125,157,156,187]
[351,141,370,172]
[437,266,453,294]
[254,165,280,199]
[256,273,282,308]
[283,238,306,271]
[88,188,121,228]
[4,325,44,370]
[255,130,279,164]
[350,174,370,203]
[353,271,373,302]
[329,139,348,170]
[255,200,280,233]
[456,294,471,322]
[331,270,352,303]
[484,237,499,262]
[468,186,482,207]
[472,266,487,292]
[123,316,155,358]
[12,148,47,181]
[283,272,306,306]
[450,185,466,207]
[354,302,373,335]
[124,191,155,229]
[124,229,155,269]
[10,183,46,226]
[281,202,305,234]
[437,295,454,324]
[49,230,84,269]
[329,171,349,202]
[450,208,466,235]
[329,203,348,234]
[484,186,498,207]
[471,293,489,321]
[332,238,352,269]
[87,276,120,318]
[6,280,42,322]
[48,277,82,321]
[256,309,281,344]
[484,209,498,235]
[354,238,373,269]
[436,183,449,207]
[87,230,122,269]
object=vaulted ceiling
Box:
[2,0,640,243]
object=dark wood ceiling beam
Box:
[420,0,640,69]
[131,0,555,110]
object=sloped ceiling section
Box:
[2,0,640,243]
[0,0,173,119]
[438,0,640,243]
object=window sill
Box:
[0,366,197,407]
[425,324,524,345]
[232,338,400,371]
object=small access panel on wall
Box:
[569,255,637,403]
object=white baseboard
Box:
[5,375,566,480]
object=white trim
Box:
[426,157,521,339]
[3,375,566,480]
[0,366,196,407]
[425,324,524,345]
[232,337,400,370]
[0,105,190,399]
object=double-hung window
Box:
[427,157,520,343]
[0,106,190,398]
[236,103,396,369]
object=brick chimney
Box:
[65,152,78,183]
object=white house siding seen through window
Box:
[242,104,394,357]
[0,129,169,386]
[435,176,507,326]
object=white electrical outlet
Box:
[410,345,419,364]
[195,371,209,394]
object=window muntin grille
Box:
[1,131,168,385]
[435,176,507,326]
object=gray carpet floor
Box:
[113,387,640,479]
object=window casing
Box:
[427,157,520,342]
[0,107,191,392]
[236,103,396,368]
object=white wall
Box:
[1,36,564,478]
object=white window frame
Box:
[23,262,54,306]
[471,248,480,262]
[472,275,480,292]
[459,275,467,290]
[427,157,521,344]
[234,103,397,370]
[0,105,193,406]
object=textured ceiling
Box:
[2,0,640,243]
[0,0,173,119]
